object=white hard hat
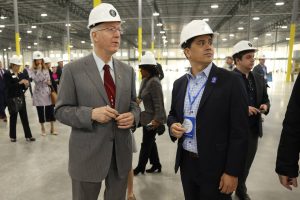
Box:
[180,20,216,48]
[87,3,121,29]
[57,58,63,62]
[232,40,258,56]
[43,57,51,64]
[10,55,22,66]
[140,51,157,66]
[33,51,44,60]
[258,54,266,59]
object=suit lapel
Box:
[253,72,262,105]
[113,58,123,111]
[83,54,109,105]
[197,64,218,111]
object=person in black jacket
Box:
[4,56,35,142]
[232,40,270,200]
[276,73,300,190]
[168,20,249,200]
[0,60,8,122]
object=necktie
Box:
[103,64,116,108]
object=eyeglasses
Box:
[94,27,123,34]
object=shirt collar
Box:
[234,68,253,79]
[92,51,113,71]
[187,62,213,79]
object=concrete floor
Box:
[0,71,299,200]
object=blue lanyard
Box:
[187,78,207,112]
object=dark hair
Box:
[139,65,159,77]
[233,50,256,64]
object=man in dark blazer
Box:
[55,3,140,200]
[232,41,270,200]
[276,73,300,191]
[0,60,8,122]
[167,20,249,200]
[253,55,269,87]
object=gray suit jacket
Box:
[55,54,140,182]
[139,76,166,126]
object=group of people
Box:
[0,53,64,142]
[54,3,300,200]
[0,2,298,200]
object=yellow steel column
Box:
[286,24,296,82]
[286,0,298,82]
[13,0,21,56]
[138,27,142,61]
[94,0,101,7]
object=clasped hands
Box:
[92,105,134,129]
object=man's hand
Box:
[248,106,260,116]
[116,112,134,129]
[278,175,298,190]
[259,104,268,113]
[170,123,186,139]
[92,106,118,124]
[150,119,160,129]
[219,173,238,194]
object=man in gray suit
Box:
[55,3,140,200]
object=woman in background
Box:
[133,52,166,175]
[4,55,35,142]
[30,51,56,136]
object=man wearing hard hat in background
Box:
[253,54,269,87]
[56,57,63,81]
[55,3,140,200]
[232,41,270,200]
[167,20,249,200]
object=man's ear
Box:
[184,48,191,59]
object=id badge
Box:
[183,116,196,138]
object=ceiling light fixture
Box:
[254,37,259,40]
[229,34,234,37]
[211,4,219,9]
[47,35,52,39]
[252,17,260,20]
[275,2,285,6]
[266,33,272,36]
[41,13,48,17]
[27,30,32,34]
[153,12,159,17]
[281,25,288,29]
[160,30,165,34]
[34,42,38,45]
[0,25,5,28]
[238,27,244,30]
[156,23,163,27]
[31,25,37,29]
[65,24,71,27]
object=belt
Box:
[183,149,199,159]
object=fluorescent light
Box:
[238,27,244,30]
[47,35,52,39]
[222,38,227,41]
[0,30,2,33]
[65,23,71,27]
[286,38,290,40]
[281,25,288,29]
[156,23,163,27]
[252,17,260,20]
[171,38,175,43]
[211,4,219,9]
[229,34,234,37]
[153,12,159,16]
[0,25,5,28]
[254,37,258,40]
[0,16,6,20]
[31,25,37,29]
[162,35,167,39]
[266,33,272,36]
[27,30,32,34]
[275,2,284,6]
[81,41,85,44]
[27,46,31,49]
[203,18,209,22]
[69,45,73,48]
[3,49,6,51]
[8,47,11,50]
[160,30,165,34]
[41,13,47,17]
[34,43,38,45]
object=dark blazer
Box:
[48,69,58,93]
[234,69,270,137]
[4,70,27,98]
[0,69,8,91]
[167,64,249,181]
[139,76,166,126]
[276,74,300,178]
